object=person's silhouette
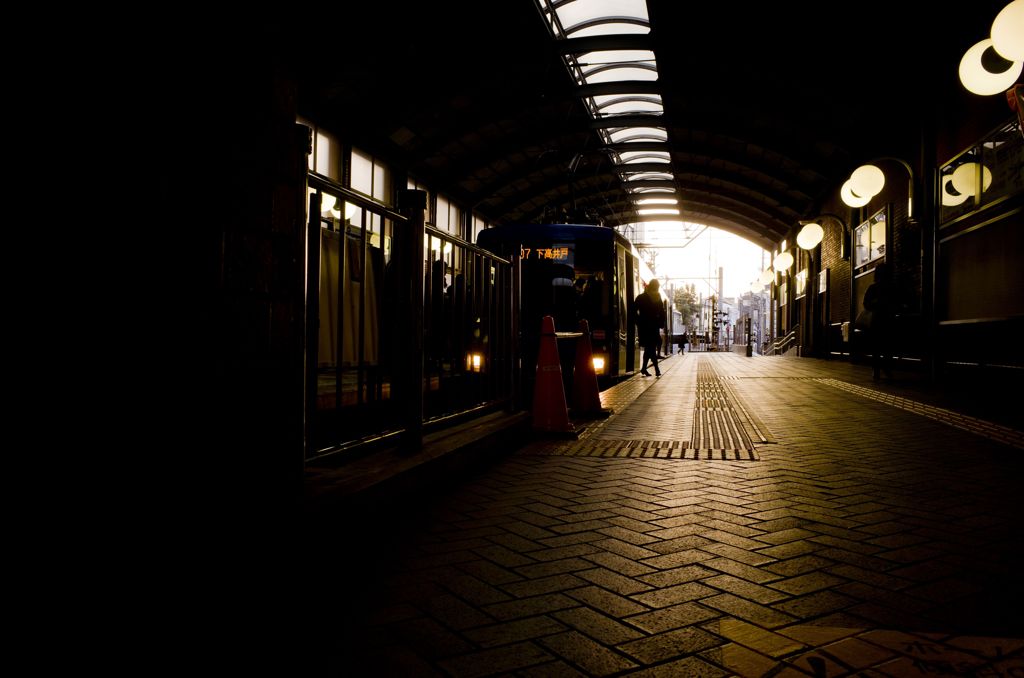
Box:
[634,279,666,377]
[863,263,895,380]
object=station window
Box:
[435,194,463,238]
[305,125,341,182]
[853,207,886,268]
[794,269,808,299]
[351,148,392,205]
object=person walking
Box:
[634,279,666,377]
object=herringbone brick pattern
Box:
[312,353,1024,676]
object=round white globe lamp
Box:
[849,165,885,198]
[992,0,1024,61]
[840,180,871,208]
[959,38,1023,96]
[941,176,971,207]
[950,162,993,196]
[773,250,794,271]
[796,222,824,250]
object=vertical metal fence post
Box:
[398,190,427,449]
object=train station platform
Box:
[299,353,1024,676]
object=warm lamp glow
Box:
[849,165,885,198]
[959,38,1023,96]
[430,239,454,254]
[941,176,971,206]
[796,222,824,250]
[992,0,1024,61]
[950,162,993,195]
[773,251,794,271]
[638,208,680,215]
[758,268,774,285]
[840,180,871,208]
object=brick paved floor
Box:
[301,354,1024,677]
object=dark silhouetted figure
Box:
[863,262,895,381]
[634,279,666,377]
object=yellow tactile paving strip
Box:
[818,378,1024,450]
[532,355,760,460]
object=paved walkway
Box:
[301,354,1024,677]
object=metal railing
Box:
[305,175,515,462]
[769,326,800,355]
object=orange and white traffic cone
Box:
[571,319,612,419]
[532,315,576,435]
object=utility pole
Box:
[718,266,724,349]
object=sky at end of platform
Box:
[644,227,769,300]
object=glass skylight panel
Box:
[536,0,675,227]
[554,0,648,32]
[630,187,677,194]
[578,50,657,84]
[592,94,661,108]
[567,21,650,38]
[577,50,656,66]
[623,172,673,181]
[619,151,670,163]
[594,99,663,116]
[607,127,667,143]
[583,66,658,84]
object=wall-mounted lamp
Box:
[796,222,824,250]
[329,196,359,222]
[850,165,886,198]
[959,0,1024,96]
[840,164,886,207]
[839,182,872,208]
[840,180,871,208]
[773,250,794,271]
[940,159,994,206]
[840,158,914,219]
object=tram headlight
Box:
[592,355,606,375]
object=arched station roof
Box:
[278,0,1011,249]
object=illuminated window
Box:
[312,128,341,181]
[853,208,886,268]
[351,148,392,205]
